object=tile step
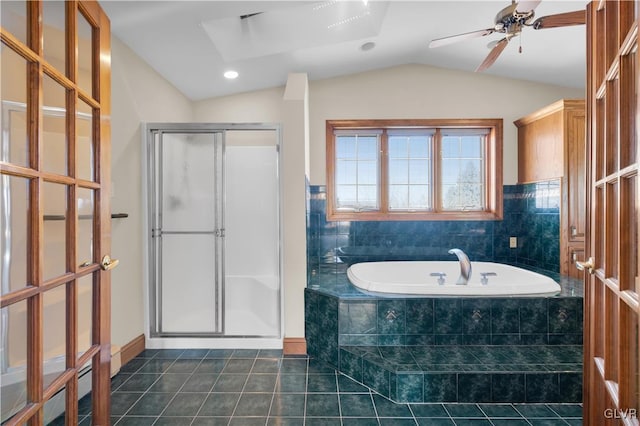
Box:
[338,345,583,404]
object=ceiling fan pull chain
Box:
[519,33,523,53]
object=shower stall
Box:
[145,124,282,348]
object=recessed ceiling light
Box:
[360,42,376,52]
[224,70,239,79]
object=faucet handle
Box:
[430,272,446,285]
[480,272,497,285]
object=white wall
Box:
[308,64,584,185]
[110,37,193,348]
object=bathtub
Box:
[347,261,561,296]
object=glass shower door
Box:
[150,131,224,335]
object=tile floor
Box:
[75,349,583,425]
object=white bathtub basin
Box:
[347,261,561,296]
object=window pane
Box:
[388,135,431,211]
[336,160,357,185]
[389,137,408,157]
[409,185,430,209]
[358,185,378,209]
[442,159,460,184]
[442,137,460,158]
[336,185,356,208]
[1,43,29,167]
[441,134,486,211]
[43,1,66,71]
[1,176,30,294]
[389,185,408,210]
[409,160,429,184]
[77,188,94,266]
[336,136,356,159]
[43,183,68,280]
[42,74,68,176]
[334,134,379,210]
[77,274,93,356]
[357,161,377,185]
[1,1,27,46]
[76,100,94,181]
[409,137,430,157]
[43,285,67,391]
[357,137,378,160]
[459,159,482,182]
[460,136,482,157]
[0,299,28,424]
[77,11,94,96]
[389,160,408,184]
[442,183,483,210]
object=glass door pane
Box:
[161,133,217,231]
[155,131,223,335]
[160,234,217,333]
[225,130,280,336]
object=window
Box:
[326,119,503,221]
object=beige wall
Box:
[110,37,193,348]
[308,64,584,185]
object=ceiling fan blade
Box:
[532,10,585,29]
[475,37,509,72]
[515,0,542,13]
[429,28,495,48]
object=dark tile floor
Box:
[78,349,583,425]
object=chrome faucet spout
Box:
[448,248,472,285]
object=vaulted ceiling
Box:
[100,1,588,101]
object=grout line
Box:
[226,354,259,425]
[191,353,232,424]
[152,354,208,425]
[263,357,281,425]
[368,389,381,425]
[303,357,309,426]
[334,370,344,426]
[114,353,182,425]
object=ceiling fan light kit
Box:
[429,0,585,72]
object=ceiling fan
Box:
[429,0,585,72]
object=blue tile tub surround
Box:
[313,292,583,348]
[307,181,561,275]
[305,275,583,404]
[495,181,561,272]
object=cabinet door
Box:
[567,246,585,281]
[566,111,587,242]
[517,110,564,183]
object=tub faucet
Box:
[448,248,472,285]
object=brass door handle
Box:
[101,255,119,271]
[575,257,595,274]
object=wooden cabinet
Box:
[514,99,586,277]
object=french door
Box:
[583,1,639,424]
[0,1,113,424]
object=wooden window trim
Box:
[326,119,503,221]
